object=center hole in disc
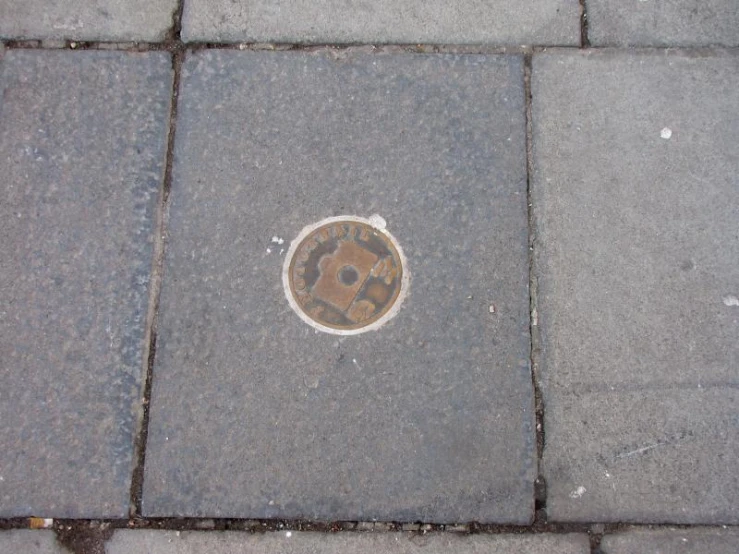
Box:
[338,265,359,286]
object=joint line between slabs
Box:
[2,518,737,535]
[127,31,184,517]
[523,53,547,524]
[580,0,591,48]
[3,39,739,54]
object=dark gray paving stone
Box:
[602,528,739,554]
[588,0,739,46]
[0,531,65,554]
[532,50,739,523]
[0,0,177,41]
[181,0,580,45]
[143,50,533,523]
[0,50,172,517]
[107,531,590,554]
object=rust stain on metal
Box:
[287,219,404,331]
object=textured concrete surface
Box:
[107,531,590,554]
[588,0,739,47]
[181,0,580,45]
[0,531,65,554]
[602,528,739,554]
[0,51,172,517]
[532,50,739,523]
[0,0,177,41]
[143,50,533,522]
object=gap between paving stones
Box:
[4,40,739,54]
[1,519,738,554]
[579,0,590,48]
[127,0,185,520]
[524,53,548,525]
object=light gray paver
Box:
[0,531,65,554]
[181,0,580,45]
[107,531,590,554]
[532,50,739,523]
[588,0,739,47]
[602,528,739,554]
[0,0,177,42]
[0,50,172,517]
[143,50,534,523]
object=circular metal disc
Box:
[283,216,408,335]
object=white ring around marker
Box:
[282,215,410,336]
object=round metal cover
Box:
[282,215,408,335]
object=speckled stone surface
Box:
[532,50,739,523]
[180,0,580,45]
[0,531,65,554]
[143,50,534,523]
[0,50,172,517]
[107,531,590,554]
[588,0,739,47]
[0,0,177,41]
[601,528,739,554]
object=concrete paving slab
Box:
[143,50,533,523]
[588,0,739,47]
[0,0,177,42]
[0,531,65,554]
[0,50,172,517]
[532,50,739,522]
[180,0,580,45]
[602,527,739,554]
[107,531,591,554]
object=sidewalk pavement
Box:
[0,0,737,552]
[4,528,739,553]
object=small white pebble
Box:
[723,295,739,307]
[660,127,672,139]
[286,531,292,538]
[569,485,587,498]
[489,305,496,313]
[266,248,272,254]
[368,214,387,229]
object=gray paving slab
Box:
[601,528,739,554]
[0,531,65,554]
[180,0,580,45]
[143,50,533,523]
[588,0,739,47]
[532,50,739,523]
[0,0,177,42]
[107,531,590,554]
[0,50,172,517]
